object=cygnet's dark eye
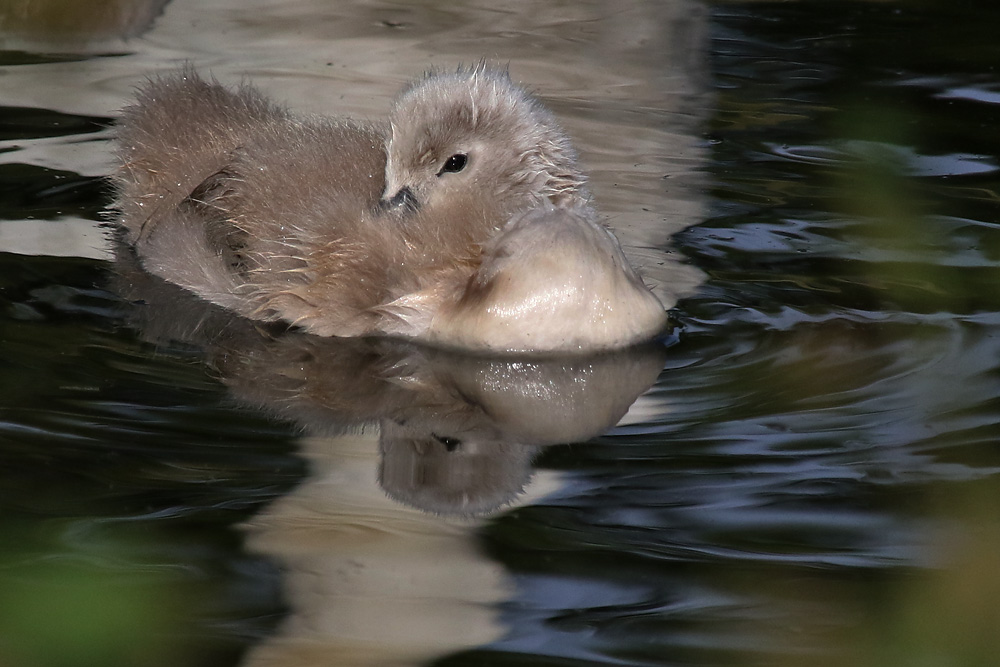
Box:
[438,153,468,176]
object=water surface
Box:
[3,1,1000,666]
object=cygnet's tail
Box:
[113,67,287,243]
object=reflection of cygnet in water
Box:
[113,262,668,514]
[113,65,667,353]
[375,343,667,514]
[227,338,666,515]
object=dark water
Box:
[4,1,1000,666]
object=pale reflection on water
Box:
[241,433,518,667]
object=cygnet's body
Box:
[114,66,667,352]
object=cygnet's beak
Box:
[378,186,420,214]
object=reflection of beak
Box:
[378,186,419,213]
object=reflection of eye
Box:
[432,433,462,451]
[437,153,468,176]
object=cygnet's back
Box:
[116,69,396,335]
[113,66,669,352]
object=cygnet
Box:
[113,65,668,352]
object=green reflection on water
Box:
[0,521,190,667]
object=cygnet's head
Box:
[380,65,588,223]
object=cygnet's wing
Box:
[203,116,397,335]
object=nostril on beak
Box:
[378,186,419,213]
